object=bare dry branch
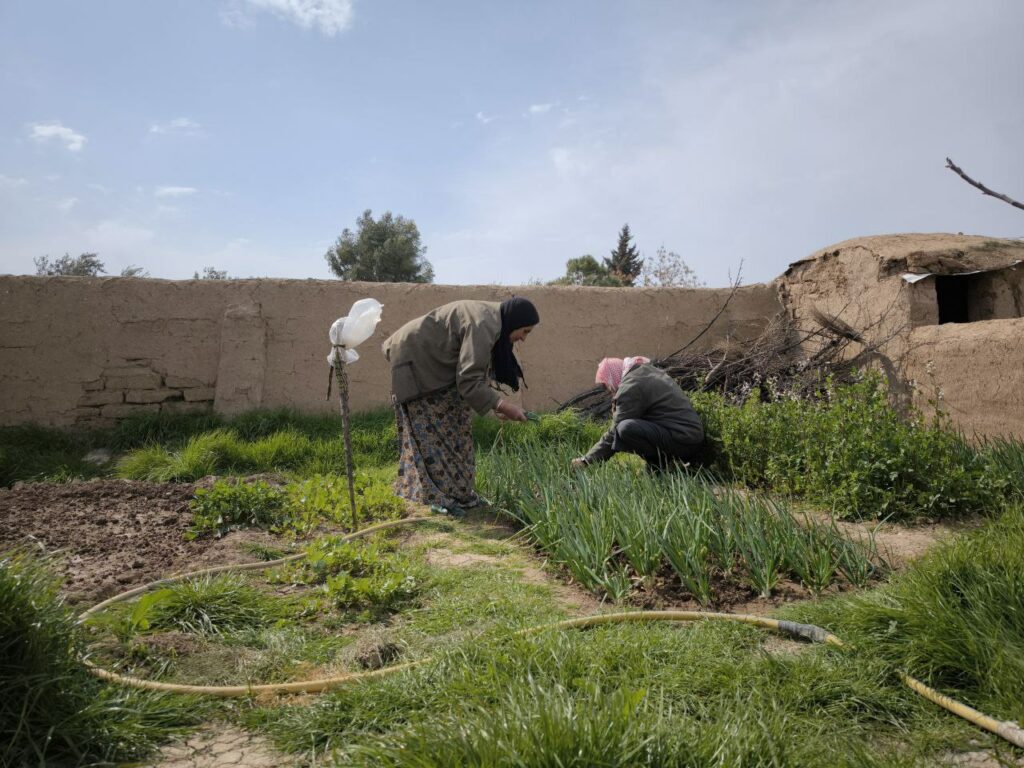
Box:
[945,157,1024,212]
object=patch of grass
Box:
[788,504,1024,725]
[1,547,210,766]
[0,424,107,486]
[116,426,397,482]
[250,620,963,766]
[399,562,569,640]
[125,574,296,636]
[980,435,1024,500]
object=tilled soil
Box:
[0,479,232,604]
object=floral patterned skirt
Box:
[394,386,479,509]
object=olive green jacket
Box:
[584,363,704,463]
[381,300,503,415]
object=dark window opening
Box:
[935,275,971,324]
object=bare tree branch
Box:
[666,260,744,359]
[945,157,1024,212]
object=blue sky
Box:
[1,0,1022,286]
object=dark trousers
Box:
[612,418,703,471]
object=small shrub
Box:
[692,374,1005,521]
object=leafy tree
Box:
[640,246,703,288]
[120,265,149,278]
[33,253,105,276]
[193,267,229,280]
[549,255,625,287]
[325,209,433,283]
[604,224,643,285]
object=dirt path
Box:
[145,726,296,768]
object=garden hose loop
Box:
[77,515,1024,749]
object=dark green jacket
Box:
[584,364,704,463]
[381,300,502,415]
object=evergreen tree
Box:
[604,224,643,285]
[549,255,625,287]
[325,209,433,283]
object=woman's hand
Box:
[495,399,528,422]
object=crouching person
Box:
[571,356,704,473]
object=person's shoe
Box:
[429,504,466,519]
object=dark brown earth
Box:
[0,479,263,604]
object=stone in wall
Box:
[73,360,216,425]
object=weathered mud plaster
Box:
[0,276,780,426]
[777,234,1024,437]
[4,233,1024,438]
[214,302,267,415]
[905,318,1024,438]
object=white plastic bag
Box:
[327,298,383,367]
[335,301,385,348]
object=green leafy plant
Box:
[693,373,1006,521]
[188,479,290,538]
[281,535,423,617]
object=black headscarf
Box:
[491,297,540,392]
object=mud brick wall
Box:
[0,277,781,427]
[904,318,1024,438]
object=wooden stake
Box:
[332,347,358,532]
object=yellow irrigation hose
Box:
[77,516,1024,749]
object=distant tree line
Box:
[32,253,230,279]
[31,215,700,288]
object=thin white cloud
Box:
[29,122,86,152]
[229,0,354,36]
[81,220,158,267]
[0,174,28,188]
[150,117,202,135]
[154,186,198,198]
[435,0,1024,287]
[528,103,553,115]
[56,197,79,212]
[475,111,496,125]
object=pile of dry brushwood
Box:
[558,306,901,419]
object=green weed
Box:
[279,535,423,618]
[0,424,106,486]
[125,574,295,636]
